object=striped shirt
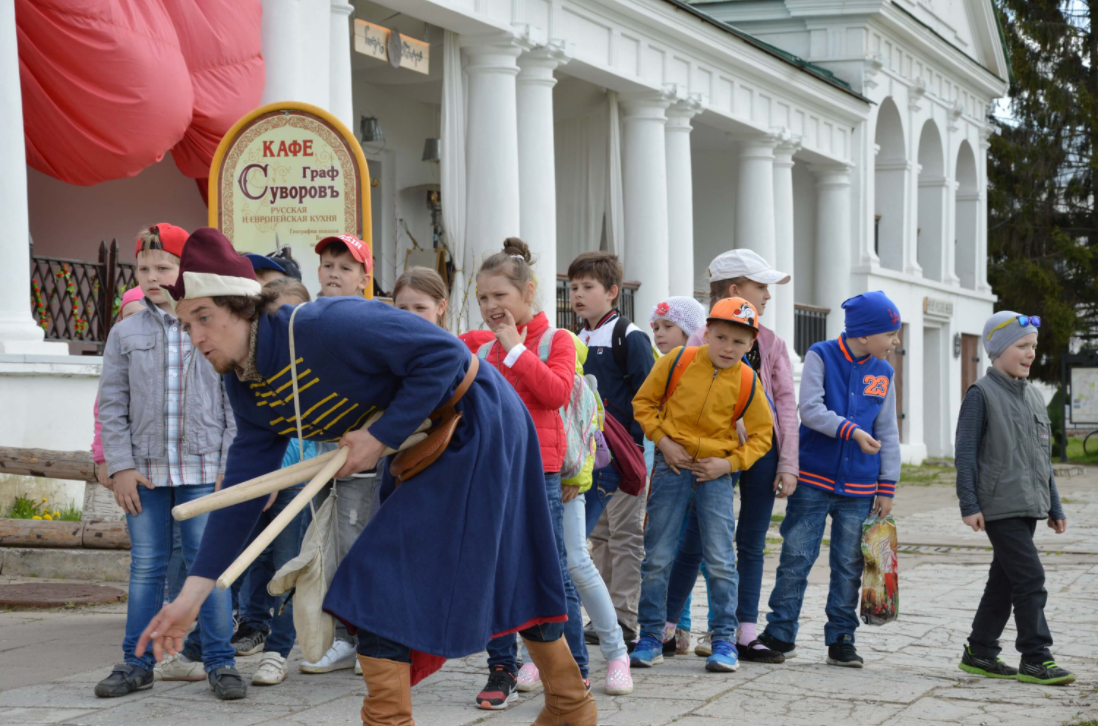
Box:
[135,307,220,487]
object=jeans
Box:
[563,495,627,662]
[969,517,1053,662]
[487,473,588,678]
[764,484,872,646]
[165,520,187,603]
[232,486,310,657]
[123,484,235,672]
[584,462,647,631]
[637,454,740,642]
[667,442,780,630]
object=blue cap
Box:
[842,291,901,338]
[245,253,287,275]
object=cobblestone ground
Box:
[2,472,1096,726]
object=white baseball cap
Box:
[707,249,791,285]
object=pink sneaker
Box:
[605,655,633,695]
[516,662,541,692]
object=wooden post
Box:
[0,447,96,482]
[0,520,129,549]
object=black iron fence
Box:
[30,240,137,349]
[555,275,639,332]
[794,303,830,358]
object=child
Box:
[228,274,317,686]
[300,233,379,675]
[95,224,243,699]
[394,267,448,327]
[664,250,799,663]
[93,287,147,489]
[569,251,656,645]
[462,238,610,709]
[759,290,901,668]
[954,311,1073,685]
[650,297,706,356]
[631,297,774,673]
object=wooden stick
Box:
[215,448,348,590]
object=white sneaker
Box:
[154,653,206,681]
[694,631,713,658]
[355,658,362,676]
[252,652,289,686]
[299,640,358,674]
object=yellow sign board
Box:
[208,102,372,298]
[354,20,429,75]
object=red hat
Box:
[707,297,759,337]
[162,228,262,312]
[315,234,373,275]
[135,223,190,258]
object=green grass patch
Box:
[766,536,783,545]
[2,494,80,521]
[900,462,955,487]
[770,513,784,523]
[1063,437,1098,466]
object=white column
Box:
[664,97,703,299]
[977,129,993,293]
[906,84,926,277]
[0,3,53,353]
[260,0,303,104]
[328,0,355,129]
[620,92,673,323]
[464,35,525,326]
[812,164,854,341]
[772,134,800,356]
[517,43,568,311]
[736,136,778,263]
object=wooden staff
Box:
[215,447,348,590]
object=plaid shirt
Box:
[135,308,221,487]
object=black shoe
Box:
[583,621,600,646]
[662,634,678,657]
[475,666,518,710]
[958,646,1018,679]
[208,666,247,700]
[1017,659,1076,685]
[826,635,863,668]
[231,623,268,656]
[757,631,797,659]
[736,640,786,664]
[94,663,153,698]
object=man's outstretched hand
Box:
[136,577,212,662]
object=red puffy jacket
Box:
[460,312,574,473]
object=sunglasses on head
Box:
[986,315,1041,341]
[138,226,165,252]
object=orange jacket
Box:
[633,345,773,472]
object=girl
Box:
[463,238,632,706]
[666,249,799,664]
[394,267,448,327]
[650,297,707,355]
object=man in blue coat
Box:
[136,228,596,726]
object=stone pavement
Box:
[2,472,1097,726]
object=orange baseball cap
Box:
[315,234,373,275]
[707,297,759,336]
[135,223,189,258]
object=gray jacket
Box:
[955,367,1061,522]
[98,301,235,477]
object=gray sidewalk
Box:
[2,474,1097,726]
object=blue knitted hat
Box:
[842,291,901,338]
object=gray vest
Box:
[972,367,1053,522]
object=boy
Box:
[759,290,901,668]
[95,224,243,699]
[245,246,303,284]
[954,312,1073,685]
[630,297,773,672]
[570,251,656,644]
[301,234,379,674]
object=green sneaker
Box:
[1017,659,1075,685]
[958,646,1018,679]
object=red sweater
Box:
[460,312,574,473]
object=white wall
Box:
[27,155,209,263]
[691,148,738,290]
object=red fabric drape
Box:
[17,0,264,187]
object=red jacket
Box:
[460,312,574,473]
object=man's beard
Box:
[211,356,239,375]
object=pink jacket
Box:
[92,396,105,464]
[688,323,798,477]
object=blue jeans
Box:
[667,442,780,629]
[487,473,588,678]
[233,487,310,657]
[638,454,740,642]
[584,465,620,536]
[764,484,873,645]
[563,495,627,662]
[123,484,235,672]
[165,520,186,603]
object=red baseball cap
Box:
[135,223,189,258]
[315,234,373,275]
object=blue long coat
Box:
[190,298,566,682]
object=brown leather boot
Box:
[521,636,597,726]
[357,655,414,726]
